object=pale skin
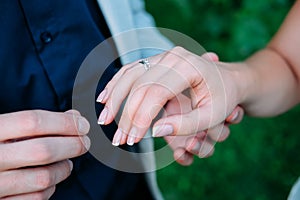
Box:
[0,110,90,199]
[97,52,244,163]
[97,0,300,160]
[162,93,243,165]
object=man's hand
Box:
[0,110,90,199]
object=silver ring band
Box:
[139,58,151,71]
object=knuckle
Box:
[146,86,169,103]
[131,79,146,92]
[122,65,134,75]
[133,114,151,128]
[120,63,132,73]
[61,114,75,133]
[34,169,53,190]
[18,110,42,133]
[172,46,186,54]
[164,48,184,63]
[31,142,54,163]
[186,53,198,65]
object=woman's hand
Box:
[97,47,244,146]
[163,94,243,165]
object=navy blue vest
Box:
[0,1,153,199]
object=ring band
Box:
[139,58,151,71]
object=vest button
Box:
[40,32,53,44]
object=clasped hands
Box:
[0,47,243,199]
[97,47,244,165]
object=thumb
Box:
[226,106,244,124]
[152,106,224,137]
[202,52,219,62]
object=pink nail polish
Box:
[96,89,107,103]
[127,127,137,146]
[152,124,174,137]
[98,107,108,125]
[230,111,239,122]
[191,142,201,154]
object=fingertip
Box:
[217,125,230,142]
[98,107,108,125]
[120,131,128,145]
[126,136,135,146]
[174,149,193,166]
[77,116,90,135]
[226,106,244,124]
[112,129,122,146]
[67,160,73,171]
[202,52,219,62]
[65,109,81,116]
[127,127,138,146]
[198,141,215,158]
[152,124,174,137]
[96,89,107,103]
[134,135,143,144]
[185,137,201,155]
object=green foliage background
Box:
[144,0,300,199]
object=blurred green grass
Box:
[144,0,300,199]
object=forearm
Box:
[236,48,300,117]
[229,1,300,117]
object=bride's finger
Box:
[110,48,219,145]
[173,148,194,166]
[207,123,230,142]
[98,53,173,125]
[152,104,218,137]
[96,61,138,103]
[97,63,145,125]
[97,49,171,104]
[123,63,200,144]
[186,135,215,158]
[112,58,192,145]
[97,48,215,105]
[226,106,244,124]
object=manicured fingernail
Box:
[120,131,128,145]
[96,89,107,103]
[127,127,137,146]
[98,107,108,125]
[83,136,91,149]
[191,142,201,154]
[178,153,187,162]
[68,160,73,171]
[229,111,239,122]
[112,129,122,146]
[77,117,90,134]
[152,124,174,137]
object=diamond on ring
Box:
[139,58,151,71]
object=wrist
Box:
[233,62,255,105]
[220,62,254,106]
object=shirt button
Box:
[40,32,53,44]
